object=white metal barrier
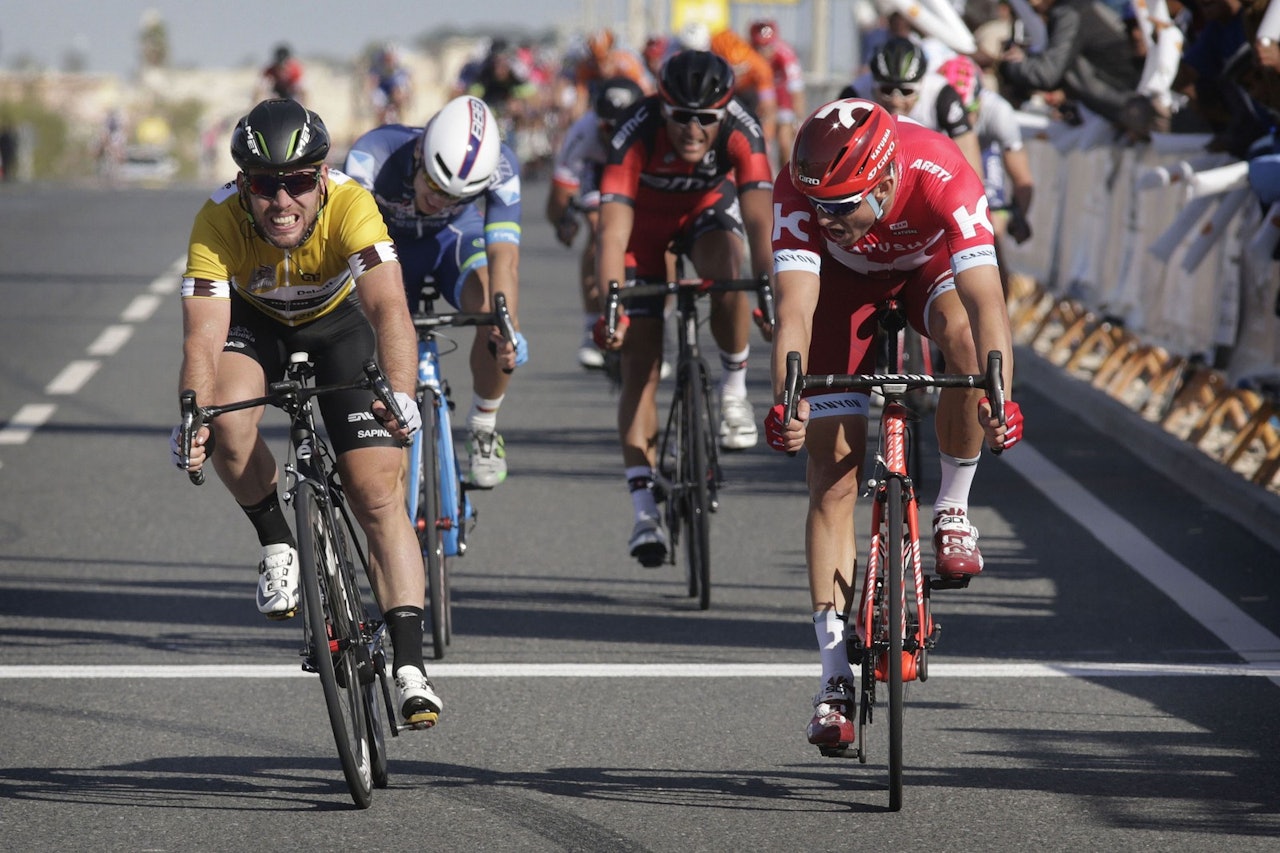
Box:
[1001,113,1280,493]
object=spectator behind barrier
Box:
[997,0,1143,129]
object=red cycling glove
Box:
[981,398,1024,451]
[764,403,790,452]
[592,313,629,350]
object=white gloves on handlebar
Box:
[391,390,421,439]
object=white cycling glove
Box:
[389,390,421,439]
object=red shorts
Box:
[803,251,955,415]
[624,178,745,317]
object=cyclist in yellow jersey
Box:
[171,99,442,729]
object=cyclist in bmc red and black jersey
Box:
[594,50,774,566]
[764,99,1024,754]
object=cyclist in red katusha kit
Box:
[764,98,1024,754]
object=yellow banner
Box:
[672,0,731,32]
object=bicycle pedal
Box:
[403,712,438,730]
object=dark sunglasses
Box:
[807,195,863,216]
[878,84,918,98]
[246,169,321,199]
[662,105,725,126]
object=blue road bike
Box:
[406,284,515,658]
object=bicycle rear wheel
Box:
[297,483,375,809]
[682,360,712,610]
[416,397,449,659]
[886,476,905,812]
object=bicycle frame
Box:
[403,286,515,655]
[406,333,471,559]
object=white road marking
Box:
[46,359,101,395]
[1006,443,1280,687]
[87,324,133,356]
[1,662,1278,679]
[120,293,162,322]
[0,403,57,445]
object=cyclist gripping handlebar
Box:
[766,98,1024,756]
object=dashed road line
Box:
[46,359,101,395]
[0,256,183,453]
[0,403,58,445]
[87,325,134,356]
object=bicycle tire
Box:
[661,371,697,597]
[297,483,375,809]
[364,657,389,789]
[684,361,712,610]
[886,476,905,812]
[418,397,449,659]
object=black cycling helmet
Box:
[658,50,735,110]
[230,98,330,173]
[869,37,926,86]
[593,77,645,126]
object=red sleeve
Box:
[728,126,774,192]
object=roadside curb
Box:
[1017,345,1280,554]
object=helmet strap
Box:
[865,193,885,221]
[866,164,896,221]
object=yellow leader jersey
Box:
[182,170,398,326]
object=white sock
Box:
[933,452,980,516]
[814,610,853,684]
[467,395,504,434]
[719,346,749,399]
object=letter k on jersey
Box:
[774,202,811,242]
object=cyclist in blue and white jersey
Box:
[345,95,527,489]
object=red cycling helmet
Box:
[749,20,778,48]
[790,99,899,202]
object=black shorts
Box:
[225,292,400,454]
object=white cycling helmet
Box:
[418,95,501,198]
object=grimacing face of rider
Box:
[809,172,897,249]
[240,164,326,250]
[664,111,720,164]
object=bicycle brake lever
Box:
[180,389,205,486]
[986,350,1006,456]
[605,281,621,338]
[782,351,802,458]
[363,360,406,429]
[493,291,517,375]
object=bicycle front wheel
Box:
[297,483,375,809]
[886,476,905,812]
[417,399,450,658]
[682,361,712,610]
